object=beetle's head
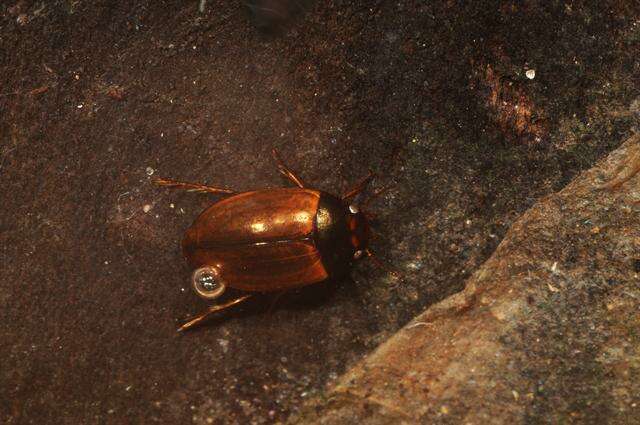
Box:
[346,203,369,260]
[341,173,391,264]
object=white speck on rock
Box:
[525,69,536,79]
[218,339,229,353]
[145,167,155,176]
[143,204,152,213]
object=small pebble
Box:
[143,204,152,213]
[146,167,155,176]
[525,69,536,79]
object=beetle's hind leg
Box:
[155,178,235,195]
[178,266,252,332]
[272,149,305,188]
[178,295,253,332]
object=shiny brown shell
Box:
[182,187,359,292]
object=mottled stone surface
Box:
[1,1,639,424]
[292,135,640,424]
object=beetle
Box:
[157,149,380,331]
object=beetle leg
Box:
[178,295,253,332]
[272,149,305,188]
[155,178,235,195]
[342,172,375,201]
[266,290,288,315]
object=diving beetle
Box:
[157,150,382,331]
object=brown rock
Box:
[292,134,640,424]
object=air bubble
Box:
[192,266,226,299]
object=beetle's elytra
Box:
[157,150,376,331]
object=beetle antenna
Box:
[361,185,391,209]
[178,295,253,332]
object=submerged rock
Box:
[292,134,640,424]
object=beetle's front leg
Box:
[342,172,375,201]
[155,178,236,195]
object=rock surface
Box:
[291,134,640,424]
